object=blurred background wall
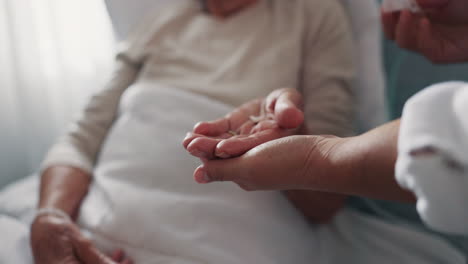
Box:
[0,0,115,186]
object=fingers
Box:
[395,11,421,50]
[383,10,429,54]
[186,88,302,160]
[238,120,257,135]
[193,99,261,136]
[183,132,230,150]
[381,10,400,40]
[186,136,225,159]
[417,17,440,61]
[193,158,245,184]
[110,249,134,264]
[111,249,124,262]
[193,118,229,136]
[273,89,304,129]
[250,120,277,134]
[73,237,132,264]
[264,88,303,129]
[265,89,284,113]
[73,237,106,264]
[224,99,262,130]
[189,125,289,159]
[214,127,288,158]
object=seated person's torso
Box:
[124,0,306,106]
[78,1,354,263]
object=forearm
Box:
[317,120,416,202]
[41,60,139,172]
[38,166,92,220]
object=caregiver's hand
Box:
[193,121,416,202]
[382,0,468,63]
[192,135,338,189]
[183,88,304,160]
[30,214,132,264]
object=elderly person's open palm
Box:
[183,88,304,161]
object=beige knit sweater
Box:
[42,0,355,173]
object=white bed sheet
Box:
[0,174,464,264]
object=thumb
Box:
[193,158,246,184]
[73,236,116,264]
[273,89,304,129]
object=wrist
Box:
[39,166,91,220]
[301,135,357,193]
[330,135,368,194]
[320,121,416,202]
[34,207,72,223]
[323,136,363,194]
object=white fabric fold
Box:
[397,81,468,235]
[75,84,320,263]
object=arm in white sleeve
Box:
[396,81,468,235]
[41,59,141,173]
[300,0,356,137]
[40,3,193,174]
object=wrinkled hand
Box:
[191,135,343,190]
[382,0,468,63]
[30,215,132,264]
[183,88,304,163]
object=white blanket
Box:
[0,84,465,263]
[0,177,464,263]
[75,83,320,263]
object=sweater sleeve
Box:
[300,0,356,137]
[40,1,202,174]
[40,59,141,174]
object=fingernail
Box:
[216,152,231,159]
[194,166,211,184]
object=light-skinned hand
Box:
[183,88,304,161]
[30,214,133,264]
[192,135,341,190]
